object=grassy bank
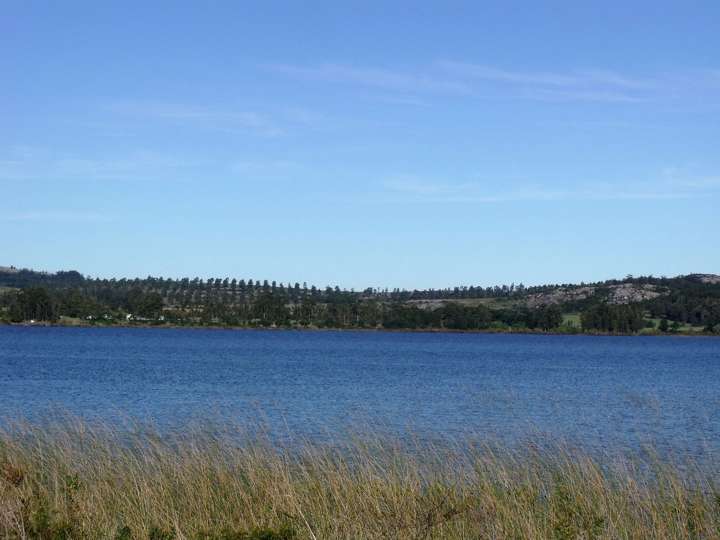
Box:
[1,420,719,539]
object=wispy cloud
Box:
[105,101,286,136]
[519,88,645,103]
[436,62,662,103]
[369,95,430,106]
[384,173,719,204]
[230,159,303,174]
[671,176,720,189]
[437,62,657,90]
[269,63,473,96]
[661,168,720,190]
[0,150,201,182]
[1,211,113,223]
[270,61,720,105]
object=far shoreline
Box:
[1,319,716,338]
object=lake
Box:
[1,326,719,455]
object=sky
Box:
[2,1,719,290]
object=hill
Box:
[1,266,719,334]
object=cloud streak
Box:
[437,62,657,90]
[1,211,113,223]
[105,101,286,136]
[270,61,720,105]
[384,174,719,204]
[0,150,202,182]
[269,63,473,96]
[436,62,666,103]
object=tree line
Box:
[2,268,719,333]
[0,285,568,331]
[5,267,697,303]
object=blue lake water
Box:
[1,326,719,455]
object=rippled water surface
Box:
[1,326,719,454]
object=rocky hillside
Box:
[525,283,666,308]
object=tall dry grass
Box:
[0,418,718,539]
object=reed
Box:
[0,418,718,539]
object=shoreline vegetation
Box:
[0,267,720,335]
[1,419,719,539]
[2,267,720,336]
[1,318,717,338]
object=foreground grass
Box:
[1,420,719,539]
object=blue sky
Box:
[2,1,719,289]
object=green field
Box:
[646,318,705,333]
[561,312,581,328]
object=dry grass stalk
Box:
[0,418,718,539]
